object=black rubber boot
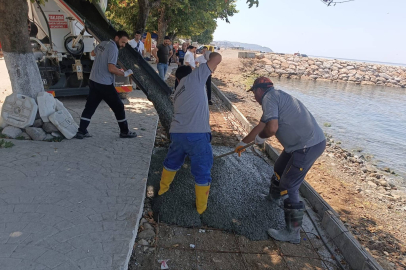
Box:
[267,200,305,244]
[265,174,288,206]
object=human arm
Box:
[108,64,132,77]
[169,49,173,59]
[91,50,96,57]
[152,47,159,63]
[259,119,278,139]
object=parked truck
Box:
[28,0,132,97]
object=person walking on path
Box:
[158,53,222,215]
[184,45,197,70]
[76,31,137,139]
[152,36,173,80]
[128,31,144,57]
[196,46,213,105]
[235,77,326,244]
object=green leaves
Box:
[246,0,259,8]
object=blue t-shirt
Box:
[260,87,325,153]
[177,50,186,59]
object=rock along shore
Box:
[242,52,406,88]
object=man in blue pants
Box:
[158,52,222,214]
[235,77,326,244]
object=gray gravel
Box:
[148,146,285,240]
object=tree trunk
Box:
[157,7,168,45]
[134,0,150,34]
[0,0,44,99]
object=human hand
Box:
[255,134,266,145]
[124,69,133,77]
[234,141,247,157]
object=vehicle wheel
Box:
[64,36,84,56]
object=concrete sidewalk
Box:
[0,61,158,269]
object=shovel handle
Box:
[214,142,255,160]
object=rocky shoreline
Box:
[244,53,406,88]
[323,134,406,203]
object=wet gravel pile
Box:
[148,146,284,240]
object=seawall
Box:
[239,52,406,88]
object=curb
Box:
[211,82,383,270]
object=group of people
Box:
[77,30,326,245]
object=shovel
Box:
[213,142,255,160]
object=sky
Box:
[213,0,406,64]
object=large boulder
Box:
[1,126,22,139]
[25,127,47,141]
[42,122,59,133]
[37,92,56,123]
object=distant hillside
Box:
[213,41,273,52]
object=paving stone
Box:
[0,91,157,270]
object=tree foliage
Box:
[107,0,238,42]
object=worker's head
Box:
[164,36,171,46]
[202,46,208,53]
[114,31,130,49]
[247,77,274,105]
[175,65,193,83]
[188,45,196,53]
[134,31,142,41]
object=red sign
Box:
[48,14,68,29]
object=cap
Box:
[247,77,273,92]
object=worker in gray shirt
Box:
[157,53,222,215]
[76,31,137,139]
[235,77,326,244]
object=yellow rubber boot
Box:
[195,184,211,214]
[158,168,177,195]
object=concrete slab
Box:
[0,86,158,269]
[149,147,285,241]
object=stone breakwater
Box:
[248,53,406,88]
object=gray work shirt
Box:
[89,40,118,85]
[260,87,325,153]
[170,63,212,133]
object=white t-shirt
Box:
[196,55,207,64]
[184,51,196,68]
[128,39,144,54]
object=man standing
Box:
[158,53,222,214]
[195,47,213,105]
[184,45,197,69]
[152,36,173,80]
[128,31,144,57]
[235,77,326,244]
[176,43,187,66]
[76,31,137,139]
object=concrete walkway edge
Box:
[211,82,383,270]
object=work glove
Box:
[234,141,247,157]
[255,134,266,145]
[124,69,133,77]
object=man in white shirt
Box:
[128,31,144,57]
[184,45,197,69]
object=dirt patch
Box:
[211,50,406,270]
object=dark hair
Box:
[187,45,195,50]
[164,36,170,40]
[175,65,192,81]
[203,46,208,50]
[115,30,130,39]
[135,31,141,35]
